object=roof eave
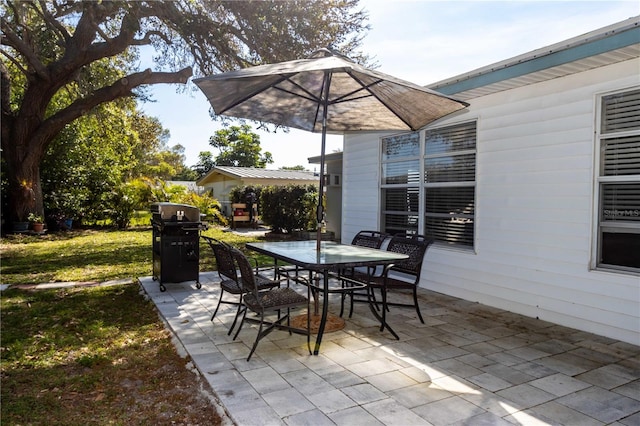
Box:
[429,16,640,99]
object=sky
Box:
[139,1,640,170]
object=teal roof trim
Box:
[436,26,640,96]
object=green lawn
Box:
[0,226,267,285]
[0,225,272,424]
[1,284,222,424]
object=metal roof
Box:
[429,16,640,101]
[308,151,343,164]
[198,166,318,184]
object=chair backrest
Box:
[351,230,388,249]
[386,234,434,278]
[230,247,259,297]
[202,236,237,282]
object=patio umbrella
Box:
[194,48,468,249]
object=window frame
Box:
[380,120,477,250]
[592,86,640,274]
[380,131,423,236]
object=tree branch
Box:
[34,67,193,146]
[0,49,29,77]
[1,61,13,144]
[0,17,50,81]
[37,0,72,43]
[132,31,171,46]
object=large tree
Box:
[1,0,368,224]
[209,124,272,168]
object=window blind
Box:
[381,122,477,247]
[602,135,640,176]
[425,122,477,155]
[601,184,640,224]
[602,89,640,133]
[382,133,420,160]
[384,188,419,212]
[383,160,421,184]
[424,122,476,247]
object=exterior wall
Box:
[343,59,640,345]
[201,177,242,215]
[342,132,388,242]
[325,159,343,239]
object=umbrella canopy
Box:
[194,49,469,248]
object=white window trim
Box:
[591,86,640,275]
[380,120,478,251]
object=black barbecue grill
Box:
[151,202,206,291]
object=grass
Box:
[0,226,268,285]
[1,284,221,424]
[0,225,270,424]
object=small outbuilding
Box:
[196,166,318,216]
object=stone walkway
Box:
[138,273,640,426]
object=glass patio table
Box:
[246,240,408,355]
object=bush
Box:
[230,186,263,208]
[260,184,317,233]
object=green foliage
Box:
[172,166,199,181]
[104,182,138,229]
[210,124,273,168]
[170,190,228,226]
[259,185,318,233]
[192,151,216,179]
[1,0,368,229]
[27,213,43,223]
[41,102,144,223]
[230,185,264,205]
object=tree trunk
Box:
[3,133,45,226]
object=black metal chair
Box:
[339,230,390,317]
[344,234,433,339]
[201,236,279,335]
[351,230,390,249]
[230,247,310,361]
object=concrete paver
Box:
[138,274,640,425]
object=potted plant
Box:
[28,213,45,233]
[45,190,80,231]
[11,180,35,232]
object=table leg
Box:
[367,286,399,340]
[313,271,329,355]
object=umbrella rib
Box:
[273,85,321,104]
[345,72,417,130]
[216,73,296,115]
[311,71,331,132]
[330,80,380,104]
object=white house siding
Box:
[343,59,640,345]
[342,132,387,240]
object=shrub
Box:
[230,186,263,208]
[260,184,318,233]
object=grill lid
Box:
[150,202,200,223]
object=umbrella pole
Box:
[317,71,332,252]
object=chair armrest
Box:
[248,256,280,279]
[337,274,371,291]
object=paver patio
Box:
[138,273,640,426]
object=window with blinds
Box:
[424,122,476,247]
[596,88,640,271]
[381,133,420,235]
[380,122,476,247]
